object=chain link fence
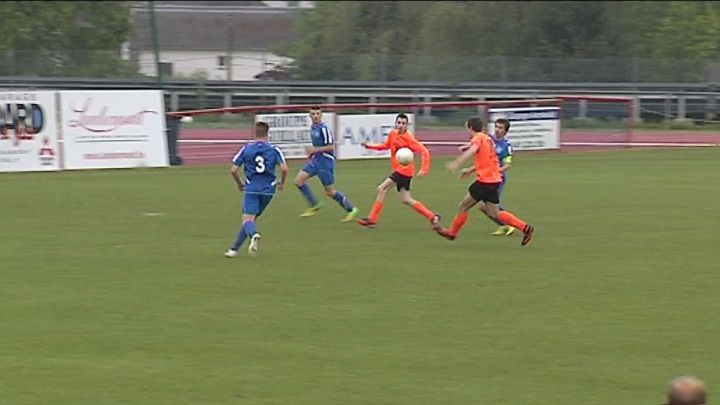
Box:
[1,49,719,83]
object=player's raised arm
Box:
[362,131,393,150]
[447,143,478,173]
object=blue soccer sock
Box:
[242,220,257,238]
[231,227,247,250]
[297,184,318,206]
[332,191,354,212]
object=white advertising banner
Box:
[0,92,60,172]
[488,107,560,150]
[337,113,415,160]
[254,112,336,159]
[60,90,169,169]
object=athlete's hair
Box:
[495,118,510,132]
[396,113,409,122]
[466,117,484,132]
[255,121,270,137]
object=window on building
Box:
[159,62,173,77]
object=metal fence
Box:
[0,75,717,123]
[290,54,720,83]
[1,49,719,83]
[0,50,138,78]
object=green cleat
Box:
[299,204,322,217]
[491,225,508,236]
[505,226,516,236]
[341,207,360,222]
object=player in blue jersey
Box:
[459,118,516,236]
[294,106,359,222]
[225,121,288,258]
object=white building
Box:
[128,1,313,81]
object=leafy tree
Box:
[649,1,720,59]
[281,0,720,82]
[281,1,423,80]
[0,1,136,77]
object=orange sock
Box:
[412,201,435,221]
[498,211,527,231]
[369,200,384,223]
[449,212,469,236]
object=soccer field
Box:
[1,148,719,404]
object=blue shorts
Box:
[243,192,274,216]
[498,176,507,199]
[498,176,507,210]
[302,160,335,186]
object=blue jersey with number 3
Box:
[232,141,286,194]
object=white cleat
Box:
[224,248,238,258]
[248,233,261,257]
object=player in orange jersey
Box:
[434,117,534,246]
[356,113,441,229]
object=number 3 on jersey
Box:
[255,156,265,173]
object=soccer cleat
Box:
[341,207,360,223]
[248,233,261,256]
[224,249,238,258]
[435,227,456,241]
[356,217,377,228]
[521,225,534,246]
[299,204,322,218]
[431,214,442,229]
[505,226,516,236]
[491,226,507,236]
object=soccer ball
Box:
[395,147,414,165]
[180,116,194,124]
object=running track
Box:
[177,129,720,166]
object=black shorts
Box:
[389,171,412,191]
[468,181,500,204]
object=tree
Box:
[280,1,424,81]
[281,1,720,82]
[0,1,137,77]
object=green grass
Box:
[1,148,719,404]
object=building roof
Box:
[130,1,300,52]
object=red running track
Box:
[178,128,720,166]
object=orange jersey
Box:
[471,133,502,183]
[366,129,430,177]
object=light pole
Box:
[149,0,163,88]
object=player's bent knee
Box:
[294,172,309,186]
